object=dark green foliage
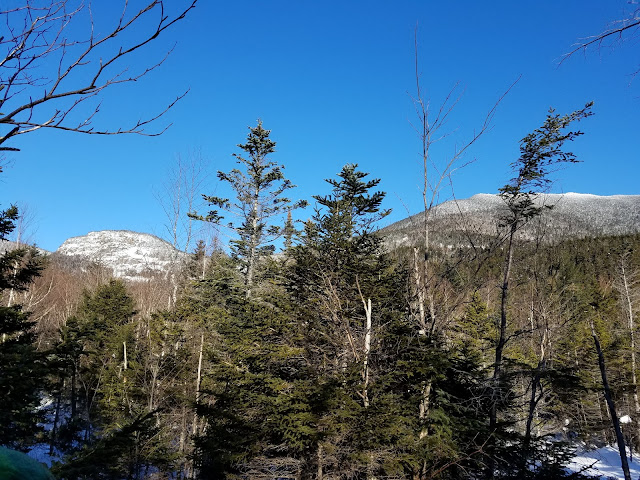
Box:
[52,280,180,478]
[286,164,451,478]
[70,280,137,424]
[191,270,307,478]
[191,121,306,295]
[0,446,54,480]
[0,205,46,449]
[498,103,594,228]
[454,292,496,365]
[52,411,172,480]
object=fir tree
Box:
[53,280,175,479]
[287,164,415,478]
[191,121,306,298]
[0,205,45,449]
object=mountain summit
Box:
[56,230,184,281]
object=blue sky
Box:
[2,0,639,252]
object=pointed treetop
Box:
[235,119,276,159]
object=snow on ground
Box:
[22,442,640,478]
[567,445,640,479]
[28,443,58,467]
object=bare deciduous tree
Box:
[0,0,197,152]
[408,31,514,478]
[409,26,516,338]
[156,148,209,254]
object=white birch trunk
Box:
[193,333,204,436]
[619,259,640,447]
[363,298,372,408]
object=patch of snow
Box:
[28,443,59,468]
[567,445,640,480]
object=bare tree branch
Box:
[0,0,197,151]
[561,5,640,75]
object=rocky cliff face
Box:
[381,193,640,249]
[56,230,185,281]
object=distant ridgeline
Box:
[381,193,640,249]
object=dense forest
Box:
[2,1,640,479]
[2,116,640,479]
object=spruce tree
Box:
[179,245,308,478]
[0,205,45,449]
[53,280,175,479]
[191,121,306,298]
[287,164,412,477]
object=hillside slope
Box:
[56,230,185,281]
[381,193,640,248]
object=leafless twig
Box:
[0,0,197,151]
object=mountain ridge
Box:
[381,192,640,249]
[5,193,638,280]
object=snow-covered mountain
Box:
[381,193,640,248]
[30,194,640,279]
[56,230,185,281]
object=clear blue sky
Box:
[2,0,639,252]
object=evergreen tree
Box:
[175,245,309,478]
[53,280,176,479]
[489,103,593,475]
[191,121,306,298]
[287,164,419,478]
[0,205,45,449]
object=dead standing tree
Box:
[0,0,197,152]
[156,149,210,308]
[409,26,516,339]
[409,30,514,478]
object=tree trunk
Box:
[245,197,260,299]
[619,259,640,449]
[193,333,204,436]
[524,370,539,452]
[591,317,631,480]
[524,326,548,455]
[362,298,372,408]
[486,225,516,479]
[49,378,63,455]
[412,248,427,333]
[317,444,324,480]
[71,360,77,419]
[490,225,516,432]
[178,383,192,479]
